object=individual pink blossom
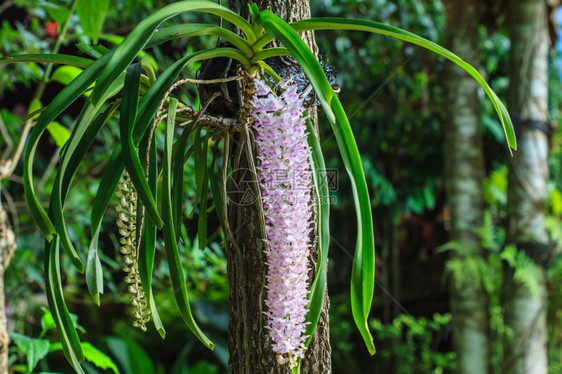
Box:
[251,79,313,367]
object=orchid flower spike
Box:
[251,78,314,367]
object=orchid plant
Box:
[0,1,517,372]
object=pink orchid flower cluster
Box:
[251,78,313,367]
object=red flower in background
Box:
[46,22,59,37]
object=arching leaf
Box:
[288,18,516,151]
[119,63,163,228]
[146,24,252,56]
[23,52,112,240]
[90,1,255,105]
[0,54,93,68]
[138,132,166,337]
[51,78,124,274]
[45,235,85,373]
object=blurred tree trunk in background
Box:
[226,1,331,372]
[505,0,550,373]
[442,1,491,373]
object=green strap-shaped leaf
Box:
[90,52,196,247]
[120,63,163,228]
[208,150,225,233]
[192,129,210,249]
[256,10,376,355]
[16,23,249,242]
[162,98,214,349]
[23,52,112,240]
[89,49,230,250]
[82,102,120,303]
[190,130,204,218]
[76,42,110,59]
[146,24,253,56]
[283,18,516,151]
[52,80,124,274]
[90,1,255,105]
[331,98,376,354]
[302,118,330,347]
[198,135,209,251]
[44,235,85,373]
[258,61,282,82]
[90,146,125,248]
[172,118,191,241]
[24,50,246,243]
[141,56,156,84]
[138,133,166,337]
[49,105,95,273]
[86,228,104,306]
[0,54,93,68]
[291,116,332,372]
[61,100,121,206]
[169,97,182,232]
[251,47,289,63]
[132,48,249,144]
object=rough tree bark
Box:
[442,1,491,373]
[1,129,21,373]
[504,0,550,373]
[0,195,15,372]
[226,0,331,373]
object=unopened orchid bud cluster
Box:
[251,79,313,367]
[116,171,150,331]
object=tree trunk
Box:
[442,1,490,373]
[226,1,331,373]
[0,205,15,373]
[504,1,550,373]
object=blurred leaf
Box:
[42,1,70,24]
[484,166,508,206]
[106,337,155,374]
[76,0,110,43]
[29,98,42,120]
[46,121,70,147]
[51,66,85,85]
[189,361,218,374]
[550,187,562,216]
[10,332,50,372]
[81,342,120,374]
[39,307,56,338]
